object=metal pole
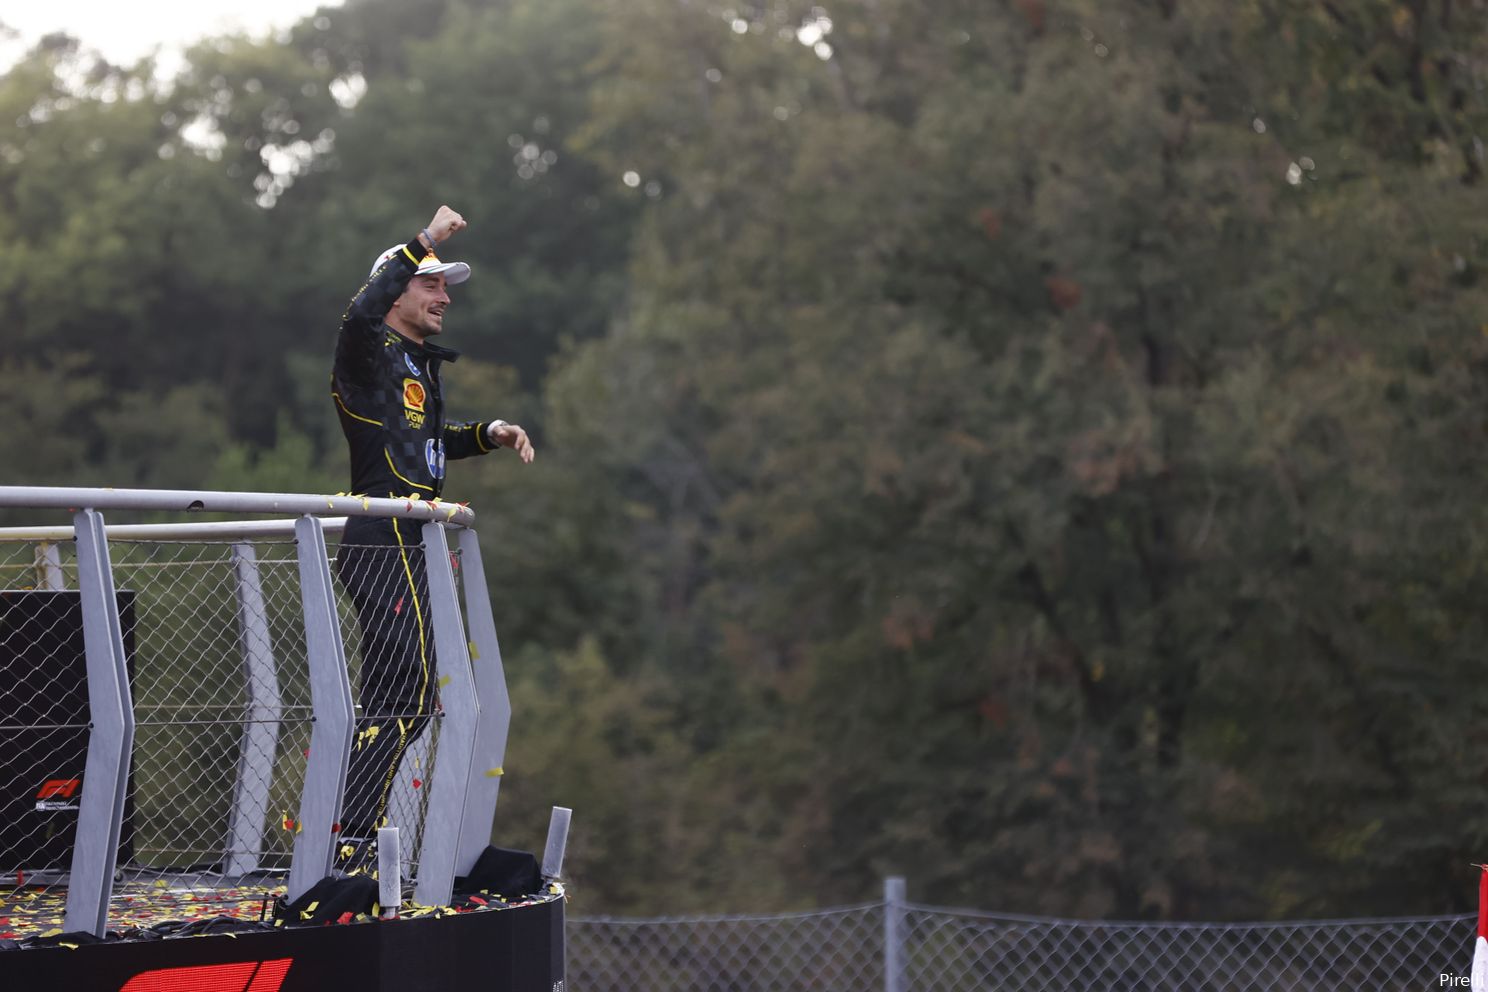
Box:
[64,509,135,937]
[452,528,512,872]
[223,543,283,876]
[286,515,355,901]
[412,522,480,908]
[0,486,474,526]
[0,518,347,544]
[542,806,572,881]
[884,876,907,992]
[377,826,401,918]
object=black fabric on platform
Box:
[272,874,378,925]
[25,929,106,947]
[454,846,540,899]
[140,915,272,939]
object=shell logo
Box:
[403,379,426,412]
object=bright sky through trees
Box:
[0,2,342,71]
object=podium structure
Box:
[0,487,565,992]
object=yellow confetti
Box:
[485,767,504,778]
[468,641,479,660]
[439,674,452,688]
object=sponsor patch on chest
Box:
[403,378,426,412]
[403,378,427,428]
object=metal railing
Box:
[0,487,512,936]
[568,878,1476,991]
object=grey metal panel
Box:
[286,515,355,902]
[64,509,135,937]
[33,541,65,590]
[0,486,474,527]
[453,527,512,872]
[224,543,283,876]
[412,522,479,908]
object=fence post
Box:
[223,542,282,876]
[885,876,907,992]
[65,509,134,936]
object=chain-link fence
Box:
[108,538,311,886]
[0,540,90,891]
[569,886,1476,992]
[0,490,521,941]
[0,526,462,906]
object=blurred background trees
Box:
[5,0,1488,920]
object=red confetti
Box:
[337,912,354,925]
[411,778,422,789]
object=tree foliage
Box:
[5,0,1488,919]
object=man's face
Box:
[391,273,450,340]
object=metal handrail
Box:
[0,518,347,542]
[0,486,474,527]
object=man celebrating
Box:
[331,204,532,867]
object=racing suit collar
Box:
[400,336,461,364]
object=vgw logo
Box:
[35,777,81,811]
[119,958,293,992]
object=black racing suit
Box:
[331,237,498,842]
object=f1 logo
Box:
[36,778,80,800]
[119,959,293,992]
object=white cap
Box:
[369,243,471,285]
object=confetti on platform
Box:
[0,872,561,944]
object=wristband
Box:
[487,420,510,445]
[421,227,440,252]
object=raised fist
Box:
[427,205,466,244]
